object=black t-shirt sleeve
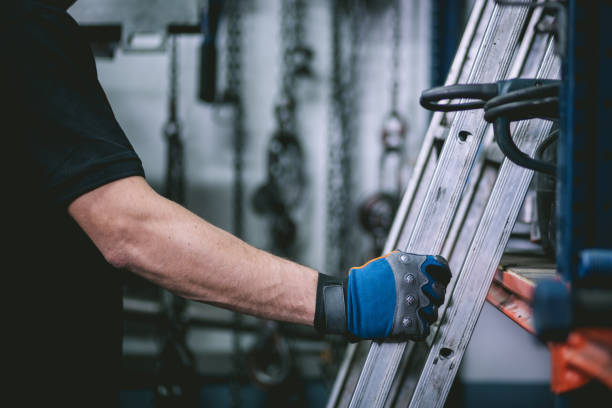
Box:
[11,2,145,208]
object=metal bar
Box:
[348,3,533,407]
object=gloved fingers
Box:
[424,255,451,286]
[418,304,438,324]
[422,281,447,306]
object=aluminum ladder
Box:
[328,1,561,407]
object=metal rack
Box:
[487,253,612,394]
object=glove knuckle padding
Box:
[386,252,438,339]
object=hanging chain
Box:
[251,0,310,258]
[156,35,197,407]
[326,0,362,276]
[163,35,187,346]
[164,36,185,205]
[325,0,342,277]
[278,0,309,134]
[326,0,348,277]
[390,0,401,114]
[381,0,407,166]
[272,0,302,213]
[226,0,244,240]
[224,1,245,407]
[342,0,360,269]
[278,0,297,133]
[359,0,407,256]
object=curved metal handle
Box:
[419,83,498,112]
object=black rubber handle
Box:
[419,83,498,112]
[483,80,560,175]
[483,81,560,121]
[485,97,559,122]
[493,117,556,175]
[485,82,559,109]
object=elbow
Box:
[103,242,131,270]
[98,217,138,270]
[68,176,156,272]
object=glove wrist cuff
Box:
[314,273,347,335]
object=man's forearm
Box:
[69,176,317,326]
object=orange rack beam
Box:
[486,253,612,394]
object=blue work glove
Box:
[314,251,451,340]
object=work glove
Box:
[314,251,451,340]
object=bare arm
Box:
[68,176,317,326]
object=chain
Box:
[225,1,245,406]
[156,35,197,407]
[226,0,244,239]
[164,36,185,205]
[277,0,312,135]
[294,0,306,57]
[326,0,345,277]
[390,0,401,113]
[382,0,407,197]
[278,0,297,133]
[382,0,407,161]
[342,0,360,271]
[251,0,309,258]
[326,0,362,276]
[358,0,407,256]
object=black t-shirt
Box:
[6,1,144,405]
